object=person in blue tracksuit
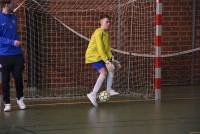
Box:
[0,0,26,112]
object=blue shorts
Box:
[91,61,105,71]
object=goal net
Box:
[10,0,156,103]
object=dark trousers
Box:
[0,54,25,104]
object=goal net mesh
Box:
[11,0,156,103]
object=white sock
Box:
[107,71,114,92]
[92,74,106,94]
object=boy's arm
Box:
[0,36,15,46]
[95,31,115,71]
[107,34,112,59]
[107,46,113,59]
[95,31,109,62]
[0,16,17,46]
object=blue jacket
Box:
[0,12,22,56]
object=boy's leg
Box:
[12,55,24,100]
[91,73,106,95]
[88,67,107,107]
[107,71,119,96]
[0,71,2,107]
[12,55,26,110]
[0,56,13,111]
[106,71,114,91]
[2,65,11,104]
[1,62,12,112]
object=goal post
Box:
[6,0,159,103]
[155,0,162,100]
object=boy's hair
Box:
[99,14,111,20]
[0,0,11,10]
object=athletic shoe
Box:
[17,97,26,110]
[4,104,11,112]
[108,89,119,96]
[87,92,98,107]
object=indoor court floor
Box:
[0,99,200,134]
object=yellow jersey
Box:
[85,28,112,63]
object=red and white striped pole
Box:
[155,0,162,100]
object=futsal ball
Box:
[98,91,110,102]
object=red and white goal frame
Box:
[155,0,162,100]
